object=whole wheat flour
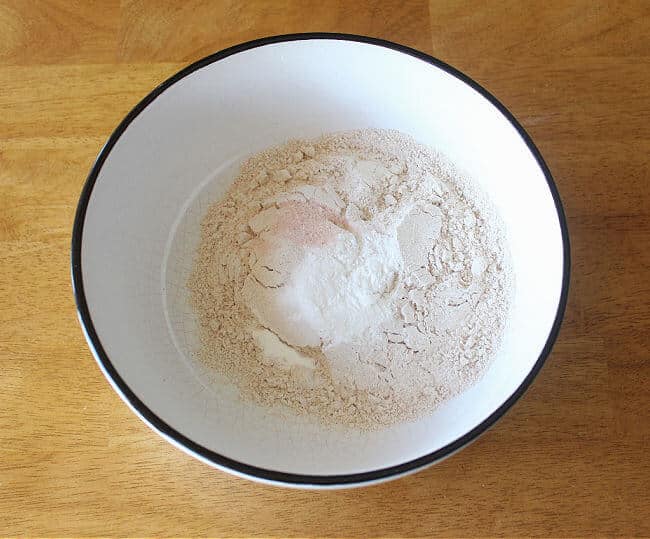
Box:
[188,129,512,429]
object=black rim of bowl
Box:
[71,32,571,487]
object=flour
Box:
[188,129,512,429]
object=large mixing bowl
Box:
[72,33,570,488]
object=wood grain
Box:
[1,1,648,536]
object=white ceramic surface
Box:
[72,35,569,488]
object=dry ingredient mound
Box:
[188,129,512,429]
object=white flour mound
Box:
[189,129,512,429]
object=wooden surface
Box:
[1,1,649,536]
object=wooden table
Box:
[1,1,648,536]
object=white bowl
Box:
[72,34,570,488]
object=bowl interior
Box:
[78,38,565,480]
